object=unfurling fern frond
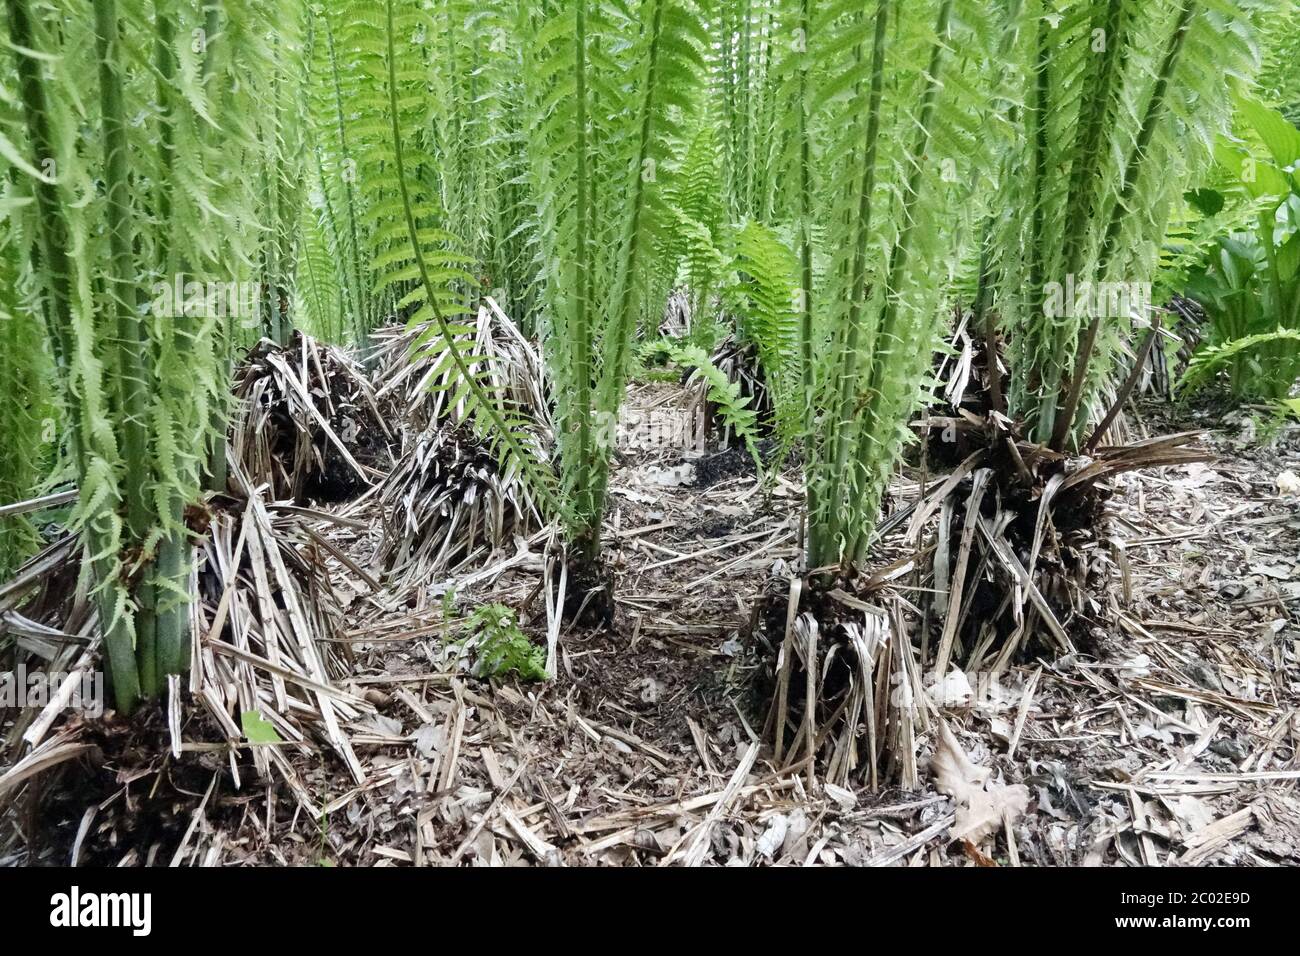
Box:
[725,220,802,455]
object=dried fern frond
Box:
[191,475,372,794]
[375,424,541,589]
[230,331,393,503]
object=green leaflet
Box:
[241,709,285,745]
[673,344,763,470]
[457,603,548,682]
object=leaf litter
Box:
[3,375,1300,867]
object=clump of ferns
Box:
[319,0,569,602]
[917,316,1202,677]
[992,1,1250,452]
[3,0,294,714]
[906,0,1252,681]
[739,0,979,790]
[514,0,714,616]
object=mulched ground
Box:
[5,386,1298,867]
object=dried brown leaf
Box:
[932,720,1030,845]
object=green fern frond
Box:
[724,219,802,456]
[381,0,561,523]
[673,344,763,469]
[457,603,548,682]
[1178,328,1300,393]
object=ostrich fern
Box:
[4,0,298,712]
[6,0,141,708]
[795,0,981,574]
[989,0,1254,450]
[0,0,1270,716]
[659,122,727,327]
[296,190,348,343]
[659,0,991,576]
[526,0,709,568]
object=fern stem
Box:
[794,0,818,554]
[96,0,161,696]
[95,0,152,544]
[592,0,670,529]
[325,12,369,338]
[200,0,230,495]
[152,0,191,681]
[811,0,891,569]
[972,219,1004,416]
[1027,5,1053,441]
[310,139,349,337]
[846,0,955,568]
[7,0,140,712]
[738,0,753,216]
[153,3,176,235]
[1051,0,1196,451]
[570,0,596,556]
[795,0,815,432]
[720,7,739,219]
